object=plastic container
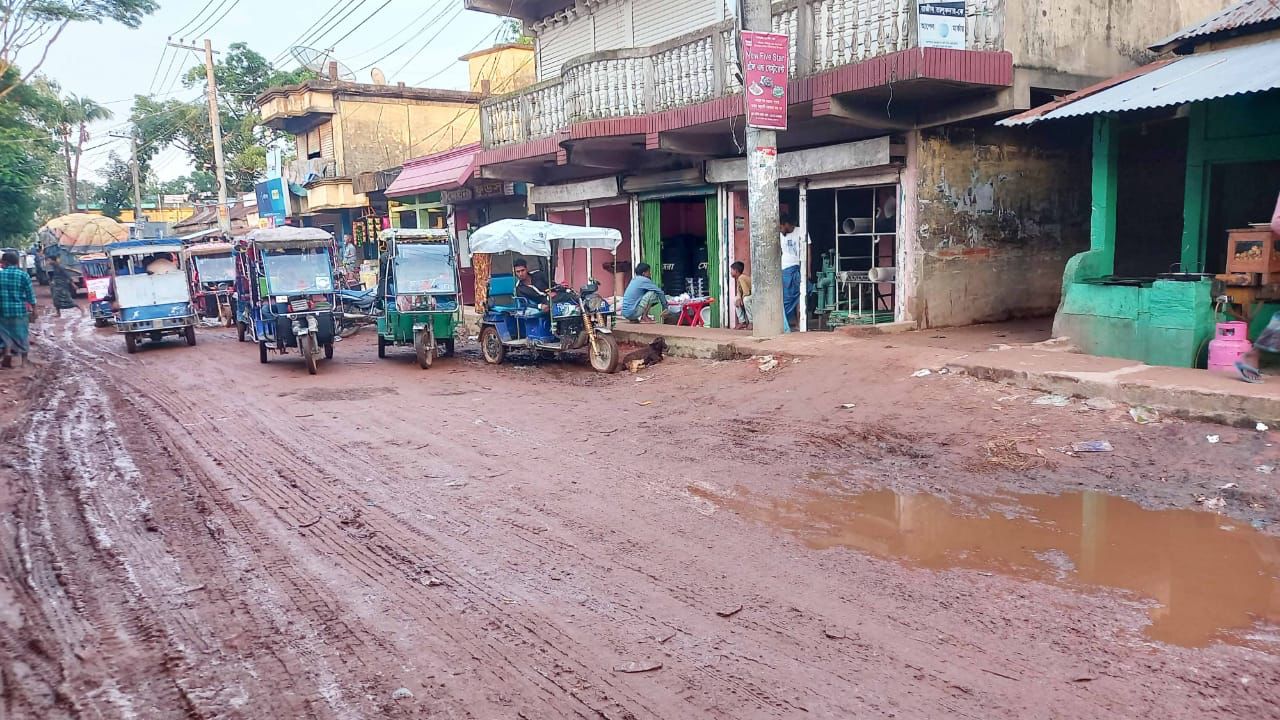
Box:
[1208,321,1252,374]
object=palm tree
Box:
[56,94,113,212]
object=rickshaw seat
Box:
[488,274,520,312]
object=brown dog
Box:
[623,336,667,372]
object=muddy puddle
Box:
[692,485,1280,648]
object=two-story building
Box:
[255,68,483,243]
[466,0,1230,330]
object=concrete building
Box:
[466,0,1231,330]
[1003,0,1280,368]
[255,70,482,241]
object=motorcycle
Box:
[334,287,379,338]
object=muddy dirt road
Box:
[3,307,1279,719]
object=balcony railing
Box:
[481,0,1002,148]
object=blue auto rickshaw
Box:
[106,240,197,354]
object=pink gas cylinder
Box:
[1208,321,1252,373]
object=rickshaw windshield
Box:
[80,258,110,277]
[262,247,333,294]
[394,245,456,294]
[193,255,235,282]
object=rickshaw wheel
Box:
[185,325,197,347]
[589,333,620,374]
[479,326,505,365]
[442,339,455,356]
[124,333,137,354]
[324,341,334,360]
[301,334,318,375]
[94,318,110,328]
[258,340,269,364]
[416,327,434,369]
[377,334,387,359]
[237,321,246,342]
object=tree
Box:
[93,151,132,220]
[54,92,112,211]
[129,43,312,194]
[0,66,59,243]
[0,0,159,100]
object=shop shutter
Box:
[592,0,628,51]
[631,0,721,46]
[537,17,595,80]
[319,122,335,160]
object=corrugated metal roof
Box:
[1000,40,1280,126]
[1151,0,1280,52]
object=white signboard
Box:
[918,1,966,50]
[161,194,187,205]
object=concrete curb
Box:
[610,326,751,360]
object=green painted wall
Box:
[1057,279,1215,367]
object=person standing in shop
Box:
[779,215,804,332]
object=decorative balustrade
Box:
[482,0,1001,147]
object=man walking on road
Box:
[0,250,36,368]
[780,215,804,331]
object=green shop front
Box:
[1006,40,1280,368]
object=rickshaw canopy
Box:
[107,240,184,257]
[181,242,234,259]
[242,226,333,248]
[380,228,451,244]
[468,219,622,257]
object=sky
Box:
[36,0,509,185]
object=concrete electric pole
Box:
[741,0,784,337]
[109,132,144,237]
[168,38,232,235]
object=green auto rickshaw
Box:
[375,228,461,368]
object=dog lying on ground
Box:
[622,337,667,373]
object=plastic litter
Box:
[1128,406,1159,424]
[1207,435,1221,444]
[1258,422,1270,432]
[1071,440,1113,453]
[911,369,932,378]
[1033,394,1071,407]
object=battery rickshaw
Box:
[106,240,197,353]
[471,219,621,373]
[181,241,237,326]
[375,228,461,368]
[235,227,339,375]
[79,252,114,327]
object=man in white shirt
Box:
[779,215,803,331]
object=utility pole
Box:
[109,132,144,237]
[741,0,784,337]
[168,38,232,235]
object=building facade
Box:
[467,0,1230,330]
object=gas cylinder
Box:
[1208,321,1252,374]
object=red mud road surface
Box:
[2,307,1279,719]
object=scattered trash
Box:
[1071,440,1113,453]
[1070,676,1096,684]
[824,628,849,640]
[838,403,857,409]
[911,368,933,378]
[1207,435,1221,444]
[1084,398,1117,411]
[1258,422,1270,432]
[1032,394,1071,407]
[716,604,744,618]
[391,688,414,701]
[1195,495,1227,511]
[1219,482,1239,491]
[614,660,663,674]
[636,400,653,406]
[1256,465,1275,474]
[635,376,648,382]
[657,631,677,644]
[1128,406,1159,424]
[758,356,779,372]
[423,576,445,587]
[982,438,1047,471]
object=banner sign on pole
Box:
[741,31,790,130]
[918,1,967,50]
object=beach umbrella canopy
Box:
[38,213,129,253]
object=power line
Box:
[271,0,349,65]
[188,0,246,40]
[389,4,467,79]
[415,21,506,86]
[355,0,457,73]
[343,0,447,60]
[303,0,379,53]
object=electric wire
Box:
[187,0,247,40]
[354,0,456,72]
[270,0,349,66]
[389,4,468,79]
[343,0,448,60]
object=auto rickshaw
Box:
[471,219,621,373]
[375,228,461,368]
[181,241,236,326]
[235,227,339,375]
[78,252,114,327]
[106,240,197,354]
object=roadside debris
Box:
[1071,440,1113,453]
[391,688,414,701]
[1258,422,1270,432]
[911,368,933,378]
[838,403,857,409]
[614,660,663,673]
[1207,435,1221,444]
[1084,398,1117,411]
[1219,482,1239,490]
[1128,406,1159,424]
[716,604,744,618]
[824,628,849,640]
[1257,465,1275,474]
[758,355,779,372]
[1195,495,1227,511]
[1033,394,1070,407]
[981,438,1047,471]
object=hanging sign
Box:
[918,1,966,50]
[740,31,789,130]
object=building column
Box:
[1179,104,1208,272]
[1089,115,1120,272]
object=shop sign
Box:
[918,1,966,50]
[160,194,186,204]
[741,31,789,130]
[441,181,516,205]
[254,177,289,226]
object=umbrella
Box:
[38,214,129,253]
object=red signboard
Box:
[741,31,790,130]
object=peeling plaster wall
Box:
[908,124,1090,329]
[1005,0,1235,78]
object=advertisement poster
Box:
[254,177,289,227]
[740,31,789,130]
[918,1,966,50]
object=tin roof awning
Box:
[1001,40,1280,127]
[385,143,481,198]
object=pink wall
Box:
[660,200,706,238]
[546,205,632,299]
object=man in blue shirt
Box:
[620,262,670,323]
[0,250,36,367]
